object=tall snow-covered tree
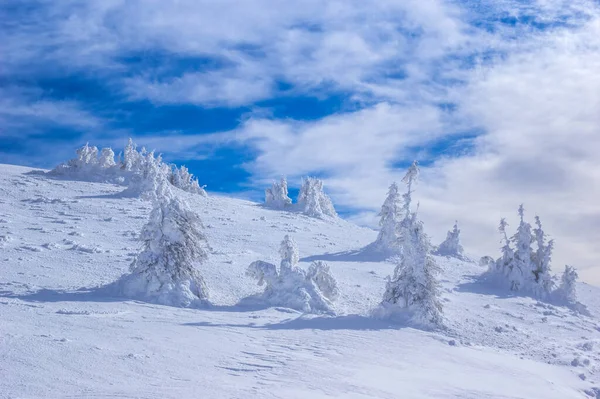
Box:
[508,205,534,291]
[378,161,443,327]
[374,182,402,253]
[531,216,554,297]
[265,177,292,209]
[434,221,465,259]
[297,177,337,218]
[117,183,210,307]
[245,236,338,313]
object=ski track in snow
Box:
[0,164,599,398]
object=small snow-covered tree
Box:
[493,218,514,274]
[377,161,443,327]
[122,138,140,172]
[279,234,299,272]
[265,177,292,209]
[99,148,116,168]
[124,151,167,200]
[531,216,554,297]
[434,221,466,260]
[556,265,578,304]
[245,236,338,313]
[374,182,402,253]
[297,177,337,218]
[117,185,210,307]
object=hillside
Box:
[1,164,599,398]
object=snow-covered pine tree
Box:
[99,148,116,168]
[265,177,292,209]
[434,221,466,260]
[124,151,168,200]
[557,265,578,304]
[531,216,554,297]
[297,177,337,218]
[378,161,443,327]
[122,138,140,172]
[509,205,534,292]
[245,236,338,313]
[374,182,402,253]
[68,143,99,169]
[493,218,514,276]
[117,181,210,307]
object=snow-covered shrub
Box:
[245,236,338,313]
[265,177,292,209]
[116,187,210,307]
[376,161,443,327]
[297,177,337,218]
[49,138,207,198]
[373,182,402,253]
[434,221,466,260]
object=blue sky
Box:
[2,0,600,283]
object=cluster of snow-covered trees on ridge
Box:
[50,139,206,198]
[246,235,340,313]
[264,176,337,218]
[487,205,581,306]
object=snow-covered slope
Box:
[1,164,599,398]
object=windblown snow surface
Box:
[1,164,599,398]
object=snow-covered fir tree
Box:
[556,265,578,304]
[68,143,99,169]
[531,216,554,297]
[378,161,443,327]
[117,182,210,307]
[245,236,338,313]
[124,151,166,200]
[297,177,337,218]
[373,182,403,253]
[265,177,292,209]
[493,218,515,276]
[99,148,116,168]
[434,221,466,260]
[508,204,534,292]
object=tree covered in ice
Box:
[556,265,578,304]
[245,236,338,313]
[297,177,337,218]
[531,216,555,297]
[117,182,210,307]
[373,182,403,253]
[489,206,558,298]
[377,161,443,327]
[99,147,116,168]
[434,221,466,260]
[265,177,292,209]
